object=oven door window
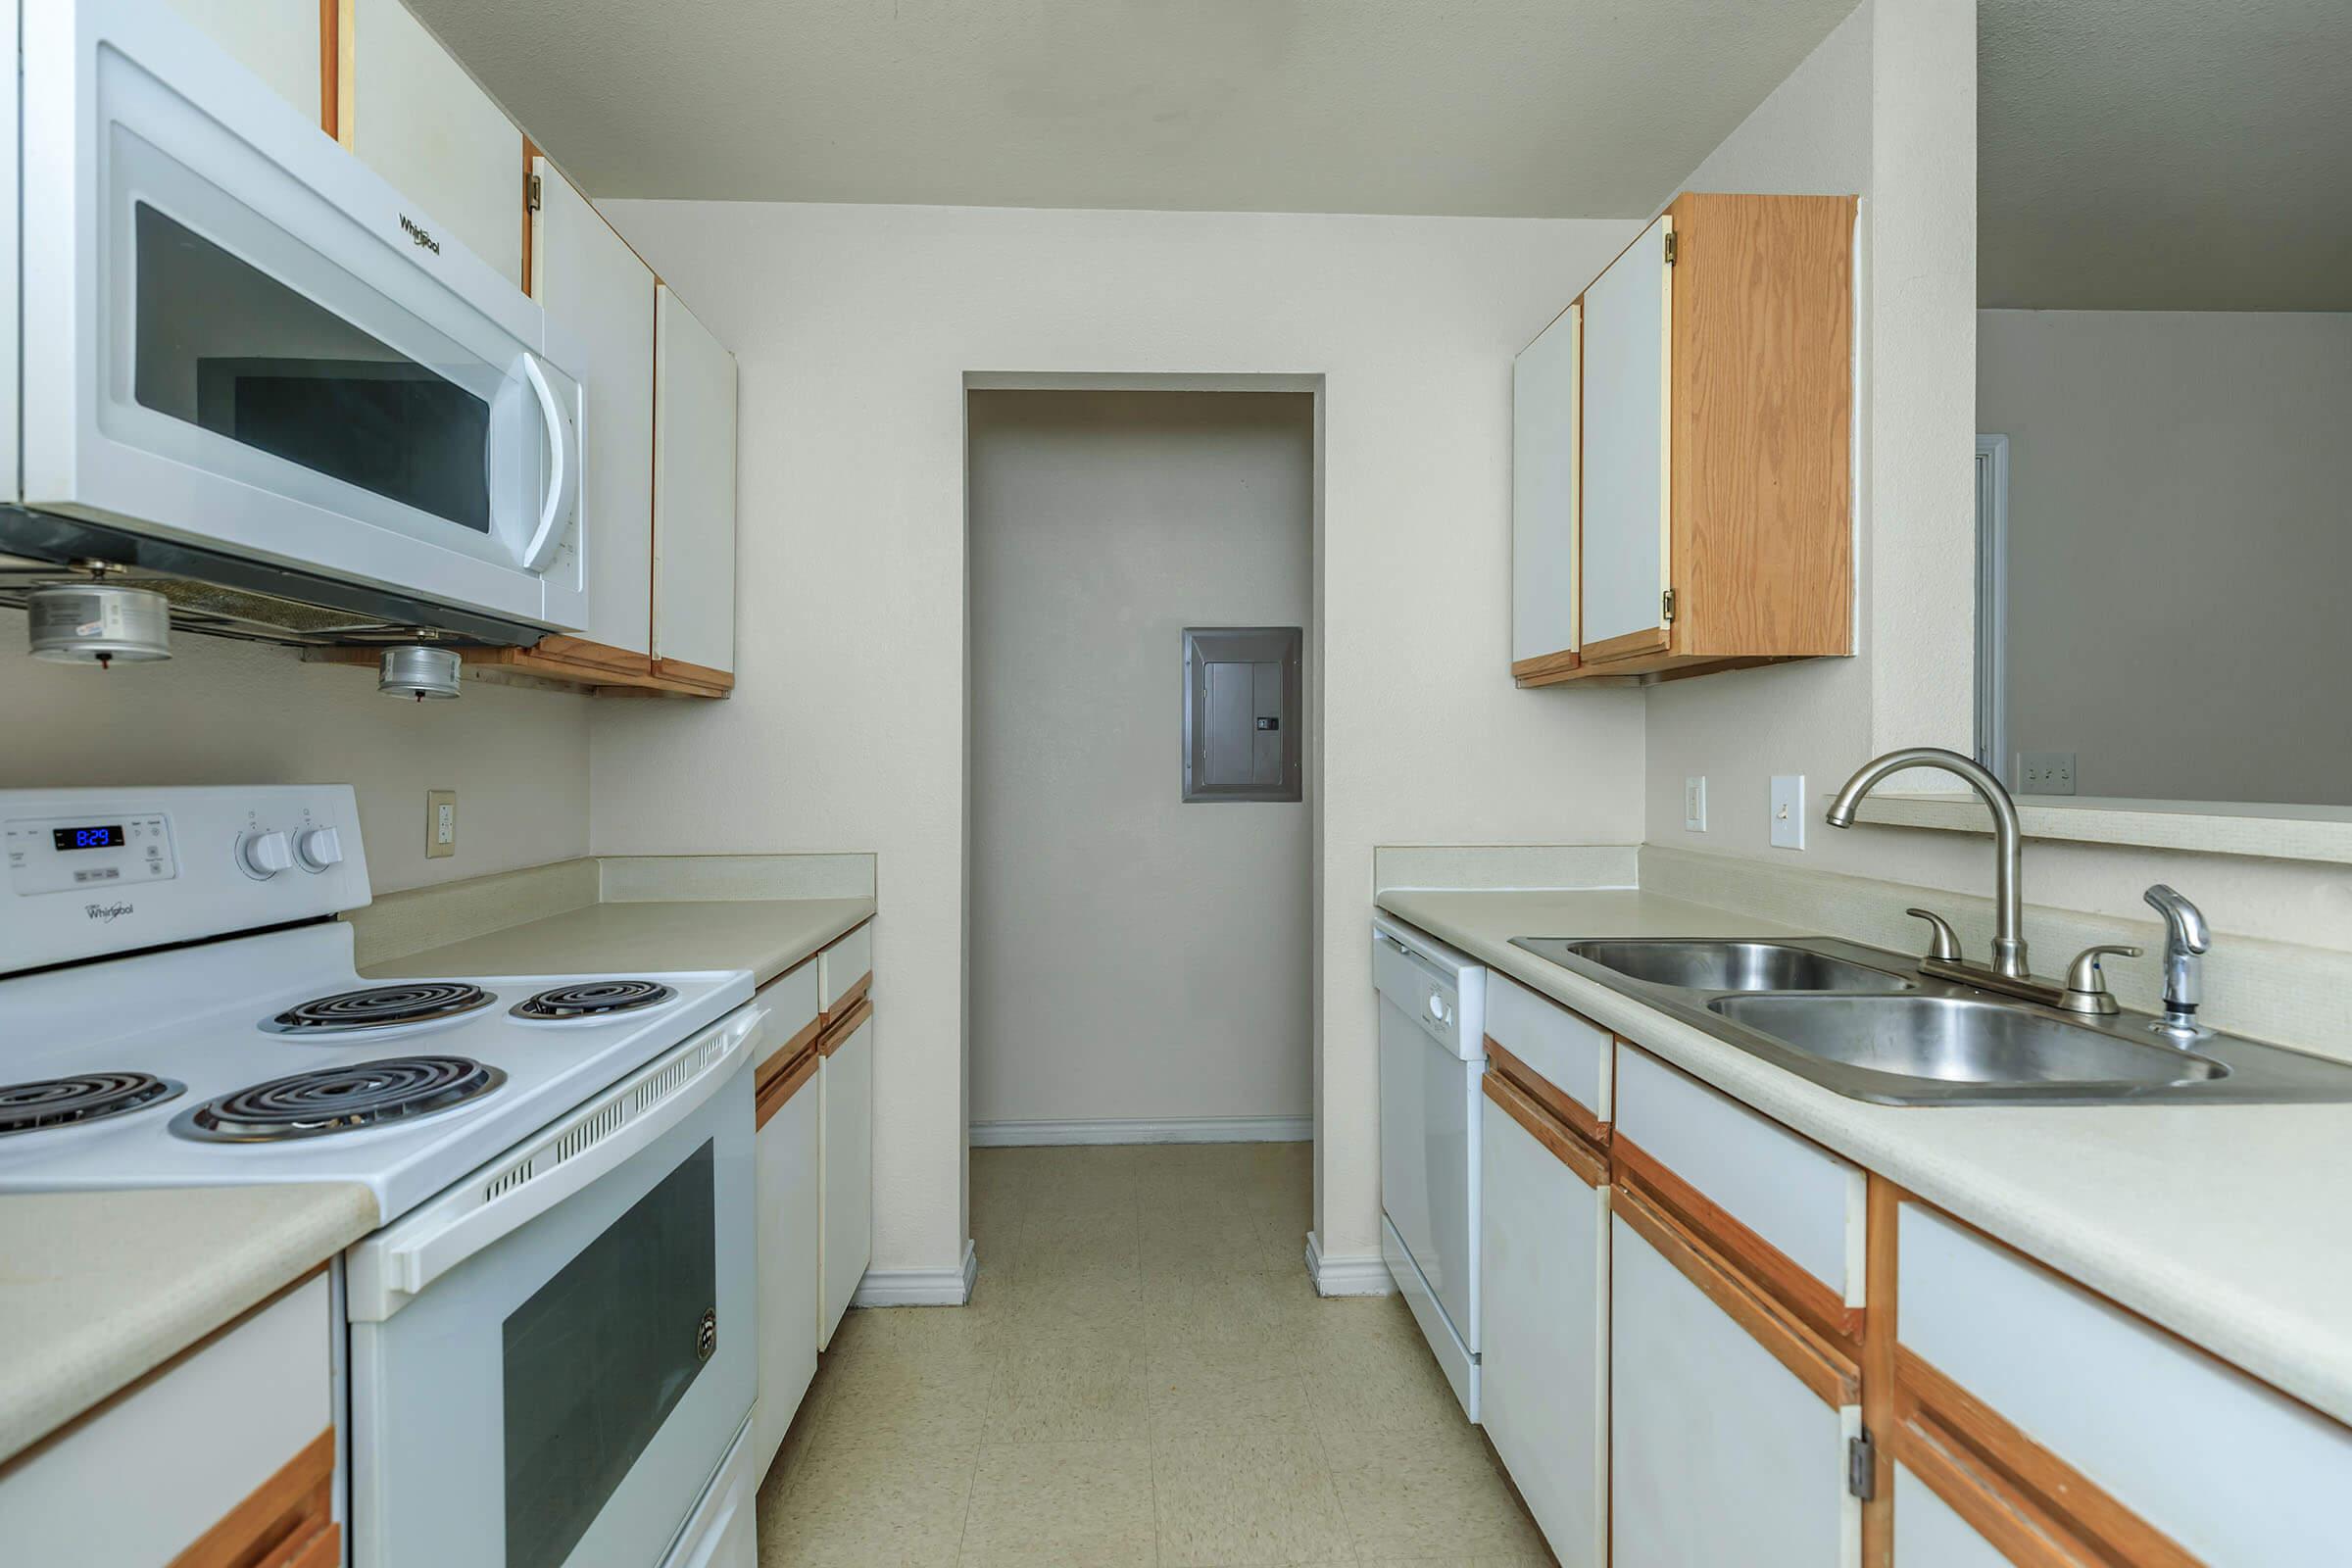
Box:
[132,202,496,532]
[503,1140,717,1568]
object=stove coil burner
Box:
[0,1072,184,1136]
[511,980,678,1021]
[179,1055,505,1143]
[265,982,495,1034]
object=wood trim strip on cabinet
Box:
[652,657,736,695]
[817,996,873,1058]
[1484,1036,1609,1146]
[168,1426,336,1568]
[1509,649,1582,685]
[1482,1069,1608,1189]
[1860,1175,1901,1568]
[333,0,355,150]
[519,136,540,297]
[824,971,873,1025]
[755,1013,826,1092]
[1891,1347,2198,1568]
[317,0,339,137]
[1614,1132,1863,1348]
[1614,1179,1859,1409]
[755,1046,820,1130]
[1578,625,1672,666]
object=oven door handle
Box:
[354,1004,767,1320]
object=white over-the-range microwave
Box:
[0,0,590,647]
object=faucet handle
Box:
[2059,944,2143,1015]
[1905,907,1963,962]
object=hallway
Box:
[755,1143,1548,1565]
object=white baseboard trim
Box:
[851,1240,978,1307]
[1305,1230,1395,1298]
[968,1115,1312,1147]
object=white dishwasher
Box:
[1373,914,1486,1420]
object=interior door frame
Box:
[1974,434,2010,785]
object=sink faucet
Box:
[2144,885,2212,1040]
[1825,747,2035,983]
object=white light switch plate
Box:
[1684,776,1707,832]
[1770,775,1805,850]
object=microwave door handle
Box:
[381,1004,767,1305]
[518,353,577,571]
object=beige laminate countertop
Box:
[1376,887,2352,1429]
[363,897,875,988]
[0,1183,376,1465]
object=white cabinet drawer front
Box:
[0,1272,332,1565]
[1486,971,1610,1126]
[1609,1212,1855,1568]
[819,920,873,1012]
[1480,1097,1608,1567]
[1899,1203,2352,1564]
[1890,1462,2008,1568]
[755,956,821,1054]
[1615,1046,1863,1302]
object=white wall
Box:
[0,610,591,894]
[1982,309,2352,806]
[1643,0,2352,959]
[966,390,1313,1129]
[587,200,1648,1278]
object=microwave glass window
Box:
[131,203,494,533]
[501,1140,717,1568]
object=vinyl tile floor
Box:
[756,1142,1552,1567]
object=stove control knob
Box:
[237,829,294,880]
[294,827,345,873]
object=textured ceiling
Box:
[1981,0,2352,310]
[401,0,1856,218]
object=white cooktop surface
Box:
[0,921,753,1223]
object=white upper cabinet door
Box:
[166,0,322,123]
[1512,300,1581,666]
[531,159,655,655]
[1580,213,1674,653]
[346,0,524,285]
[653,285,740,674]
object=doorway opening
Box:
[960,383,1319,1210]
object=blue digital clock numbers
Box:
[52,824,127,852]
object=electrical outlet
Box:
[426,790,457,858]
[2017,752,2077,795]
[1684,776,1708,832]
[1771,775,1807,850]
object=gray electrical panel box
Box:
[1182,626,1303,803]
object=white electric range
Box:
[0,785,768,1568]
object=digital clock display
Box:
[52,825,126,852]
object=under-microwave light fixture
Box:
[25,582,172,666]
[378,644,463,701]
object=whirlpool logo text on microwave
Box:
[399,213,441,254]
[84,901,134,922]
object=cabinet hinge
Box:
[526,172,543,213]
[1660,587,1677,624]
[1846,1430,1878,1501]
[1662,228,1679,266]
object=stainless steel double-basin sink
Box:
[1508,935,2352,1106]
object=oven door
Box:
[20,0,587,631]
[345,1008,762,1568]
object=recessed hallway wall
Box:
[966,390,1313,1133]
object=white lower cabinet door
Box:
[1610,1210,1859,1568]
[818,1014,873,1347]
[1478,1095,1607,1566]
[1890,1463,2009,1568]
[754,1070,819,1473]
